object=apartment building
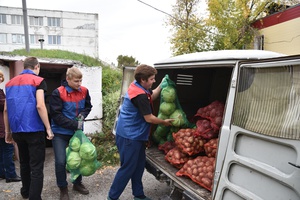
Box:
[0,6,99,58]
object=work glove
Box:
[77,113,85,121]
[77,120,84,130]
[160,75,169,89]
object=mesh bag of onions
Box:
[165,147,192,169]
[194,119,218,139]
[204,138,218,157]
[194,101,225,139]
[158,141,176,154]
[176,156,216,191]
[172,128,206,156]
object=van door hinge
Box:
[288,162,300,169]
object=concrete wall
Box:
[80,66,103,134]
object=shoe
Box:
[134,197,152,200]
[73,183,89,195]
[59,187,69,200]
[6,175,21,183]
[21,194,29,199]
[21,188,29,199]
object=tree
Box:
[207,0,300,50]
[207,0,271,50]
[167,0,211,56]
[167,0,300,53]
[117,55,140,68]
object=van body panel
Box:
[214,57,300,200]
[155,50,285,65]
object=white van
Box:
[115,50,300,200]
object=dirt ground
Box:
[0,147,172,200]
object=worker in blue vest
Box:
[50,66,92,200]
[4,56,54,200]
[107,64,173,200]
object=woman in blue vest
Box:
[107,64,173,200]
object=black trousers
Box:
[12,132,45,200]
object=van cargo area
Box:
[152,67,233,118]
[146,66,233,200]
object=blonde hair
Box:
[0,70,4,82]
[66,66,82,79]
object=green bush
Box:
[102,67,122,95]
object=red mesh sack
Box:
[158,141,176,155]
[176,156,216,191]
[204,138,218,157]
[172,128,206,156]
[194,119,219,139]
[165,147,192,169]
[195,101,224,121]
[194,101,225,139]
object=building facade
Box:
[252,4,300,55]
[0,6,98,58]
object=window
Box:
[30,34,44,44]
[12,34,25,44]
[11,15,23,25]
[254,35,264,50]
[0,14,7,24]
[29,16,43,26]
[233,65,300,139]
[48,35,61,45]
[0,33,7,43]
[47,17,60,27]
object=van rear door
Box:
[214,55,300,200]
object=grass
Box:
[7,49,105,67]
[2,49,121,167]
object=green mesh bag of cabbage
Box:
[153,74,192,145]
[66,130,102,182]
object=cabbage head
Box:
[161,86,176,103]
[157,113,169,120]
[155,125,169,136]
[79,159,96,176]
[69,137,81,152]
[170,109,185,127]
[159,102,176,116]
[67,151,81,170]
[66,147,70,154]
[79,143,97,161]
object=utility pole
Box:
[22,0,30,53]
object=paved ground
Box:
[0,147,171,200]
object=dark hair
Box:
[24,57,39,70]
[134,64,157,83]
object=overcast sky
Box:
[0,0,177,65]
